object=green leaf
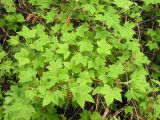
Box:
[47,59,63,72]
[76,24,89,37]
[113,0,133,10]
[77,71,94,85]
[17,25,36,39]
[19,67,37,83]
[90,112,102,120]
[1,0,16,12]
[146,41,159,50]
[143,0,160,5]
[82,4,96,14]
[43,90,53,106]
[61,32,76,43]
[8,35,19,46]
[133,52,150,66]
[78,40,93,52]
[93,85,122,106]
[70,84,94,108]
[107,63,124,79]
[94,8,120,28]
[4,99,35,120]
[56,43,70,59]
[43,90,65,106]
[118,22,135,40]
[0,50,5,60]
[125,106,133,114]
[97,39,113,55]
[16,14,25,22]
[80,110,90,120]
[14,48,30,66]
[71,53,88,66]
[45,8,57,23]
[30,35,50,51]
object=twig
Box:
[95,94,100,112]
[0,26,9,45]
[113,103,130,117]
[102,107,110,119]
[131,101,140,120]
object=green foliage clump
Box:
[0,0,160,119]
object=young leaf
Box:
[107,63,124,79]
[78,40,93,52]
[93,85,122,106]
[17,25,36,39]
[97,39,113,55]
[14,48,30,66]
[113,0,133,10]
[4,99,35,120]
[19,67,37,83]
[8,35,19,46]
[45,8,57,23]
[70,84,94,108]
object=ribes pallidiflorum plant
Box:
[0,0,160,119]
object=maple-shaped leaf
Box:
[4,99,35,120]
[76,24,89,37]
[56,68,69,82]
[82,4,96,14]
[77,71,94,85]
[76,86,94,108]
[42,48,55,63]
[17,25,36,39]
[80,110,90,120]
[142,0,160,5]
[8,35,19,46]
[97,39,113,55]
[35,24,46,37]
[93,85,122,106]
[90,112,102,120]
[88,56,105,70]
[43,90,65,106]
[56,43,70,59]
[42,90,53,106]
[146,41,159,50]
[1,0,16,12]
[107,63,124,79]
[44,8,57,23]
[0,60,12,75]
[47,59,63,72]
[14,48,30,66]
[78,40,93,52]
[30,35,50,51]
[154,96,160,117]
[36,0,53,9]
[0,50,5,61]
[32,56,45,69]
[126,68,150,100]
[61,32,76,43]
[71,53,88,66]
[112,87,122,102]
[118,22,135,40]
[19,67,37,83]
[113,0,133,10]
[94,8,120,28]
[25,89,37,101]
[133,52,150,66]
[90,0,99,4]
[127,40,140,52]
[70,84,94,108]
[125,88,142,101]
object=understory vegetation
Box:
[0,0,160,119]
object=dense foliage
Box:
[0,0,160,119]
